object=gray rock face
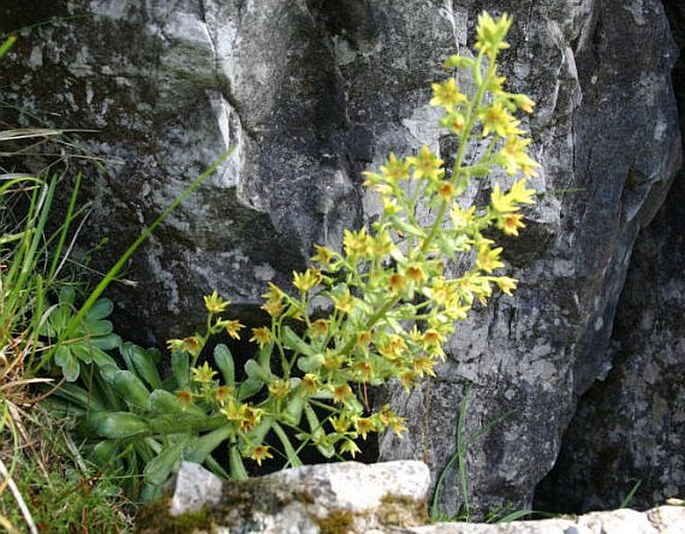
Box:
[534,1,685,511]
[1,0,683,519]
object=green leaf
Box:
[52,382,106,411]
[59,285,76,305]
[91,333,121,350]
[185,426,233,464]
[283,394,305,426]
[213,344,235,387]
[229,443,248,480]
[272,422,303,468]
[96,412,149,438]
[128,344,163,389]
[113,370,150,409]
[92,440,119,466]
[281,326,314,357]
[71,342,93,364]
[147,414,212,434]
[148,390,205,417]
[258,342,273,369]
[244,359,271,383]
[144,437,190,486]
[237,378,263,401]
[85,319,113,336]
[304,404,334,458]
[84,298,113,321]
[55,346,80,382]
[296,353,324,373]
[171,351,190,388]
[246,416,274,445]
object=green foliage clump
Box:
[45,10,540,501]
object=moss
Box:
[134,498,214,533]
[316,509,355,534]
[378,495,428,528]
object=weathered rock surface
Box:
[534,1,685,512]
[1,0,684,518]
[139,461,685,534]
[138,460,431,533]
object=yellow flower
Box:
[250,327,271,348]
[450,205,476,230]
[490,184,517,214]
[352,360,374,381]
[323,350,344,372]
[500,213,525,236]
[422,329,444,350]
[343,227,374,259]
[330,414,351,433]
[356,330,372,349]
[479,101,521,138]
[249,445,273,467]
[221,402,262,432]
[261,283,285,318]
[389,272,406,294]
[191,361,217,384]
[494,276,518,296]
[475,11,513,58]
[378,335,407,361]
[476,242,505,273]
[439,111,467,134]
[373,229,394,257]
[354,417,376,440]
[331,288,354,314]
[512,93,536,113]
[406,264,425,284]
[407,145,444,181]
[268,379,290,398]
[175,389,194,408]
[309,319,329,337]
[378,405,408,436]
[430,78,467,112]
[300,373,319,396]
[400,370,417,390]
[430,278,458,306]
[499,136,540,177]
[203,290,230,314]
[182,336,203,358]
[437,180,456,201]
[340,439,361,458]
[311,244,334,268]
[225,319,244,340]
[509,178,537,205]
[382,197,401,216]
[332,384,353,404]
[388,414,408,436]
[167,338,184,353]
[214,385,233,405]
[293,268,322,292]
[414,356,437,378]
[380,152,411,181]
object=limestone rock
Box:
[138,460,430,533]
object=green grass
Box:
[0,404,133,533]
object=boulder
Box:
[136,460,431,533]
